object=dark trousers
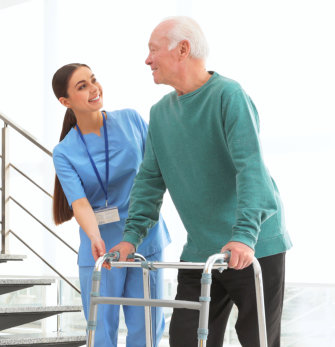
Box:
[169,252,286,347]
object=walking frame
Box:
[87,251,268,347]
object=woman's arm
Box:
[53,149,109,267]
[72,197,107,265]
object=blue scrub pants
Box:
[79,251,164,347]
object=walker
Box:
[86,251,268,347]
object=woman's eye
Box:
[78,84,86,90]
[92,78,97,83]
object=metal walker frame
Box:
[87,252,268,347]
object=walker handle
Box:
[221,250,231,263]
[217,250,231,273]
[105,251,135,262]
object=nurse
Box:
[51,63,170,347]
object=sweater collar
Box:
[176,71,217,100]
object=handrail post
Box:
[57,278,62,333]
[1,123,10,254]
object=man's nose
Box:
[145,54,152,65]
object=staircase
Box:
[0,114,87,346]
[0,256,86,346]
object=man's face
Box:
[145,23,179,85]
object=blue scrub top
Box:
[53,109,170,266]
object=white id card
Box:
[94,206,120,225]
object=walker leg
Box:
[87,266,103,347]
[197,271,211,347]
[142,268,153,347]
[196,256,268,347]
[252,259,268,347]
[197,255,223,347]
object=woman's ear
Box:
[59,97,71,108]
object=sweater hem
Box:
[180,233,292,262]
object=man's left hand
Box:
[221,241,254,270]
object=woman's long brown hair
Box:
[52,63,89,225]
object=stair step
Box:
[0,255,26,263]
[0,306,83,331]
[0,332,86,346]
[0,278,55,295]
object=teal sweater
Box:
[123,72,292,261]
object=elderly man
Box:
[111,16,292,347]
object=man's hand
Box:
[108,241,136,262]
[221,241,254,270]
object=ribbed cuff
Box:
[230,232,257,251]
[122,231,142,249]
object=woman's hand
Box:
[72,198,109,269]
[91,236,111,270]
[91,235,106,261]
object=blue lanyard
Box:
[76,112,109,207]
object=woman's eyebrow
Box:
[75,74,95,87]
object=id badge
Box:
[94,206,120,225]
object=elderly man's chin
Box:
[153,76,162,85]
[151,70,162,84]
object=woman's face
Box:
[60,66,103,113]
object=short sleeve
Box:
[53,147,87,207]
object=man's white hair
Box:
[163,16,209,60]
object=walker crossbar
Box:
[86,252,268,347]
[91,296,202,310]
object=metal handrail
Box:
[8,162,77,253]
[10,163,53,198]
[9,229,80,294]
[10,195,77,254]
[0,111,80,294]
[0,112,52,156]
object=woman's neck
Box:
[75,110,103,135]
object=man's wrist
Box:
[229,235,256,251]
[122,231,141,250]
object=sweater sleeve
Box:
[223,89,278,250]
[131,109,149,157]
[122,127,167,248]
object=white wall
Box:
[0,0,334,283]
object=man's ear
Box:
[59,97,71,108]
[178,40,191,61]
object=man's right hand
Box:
[221,241,254,270]
[108,241,136,262]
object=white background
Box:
[0,0,334,284]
